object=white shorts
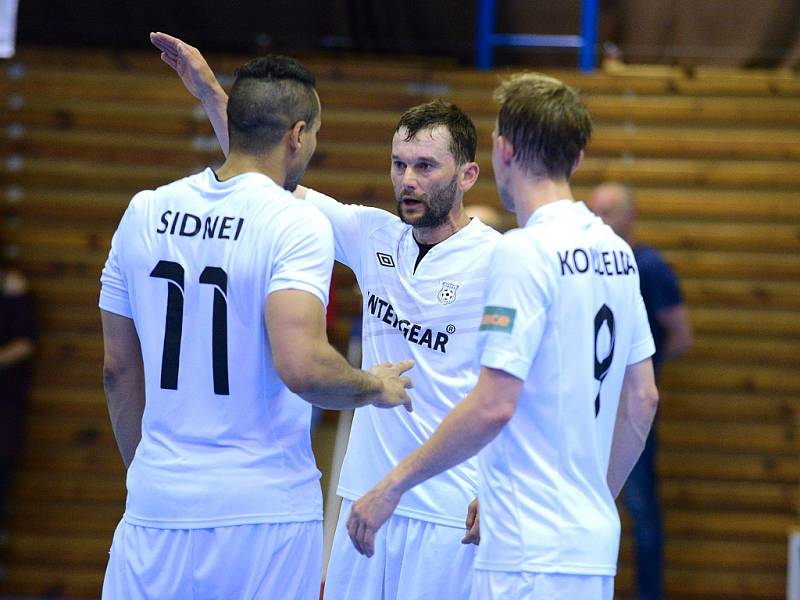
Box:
[102,519,322,600]
[324,498,475,600]
[470,569,614,600]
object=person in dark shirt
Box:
[0,261,36,560]
[589,182,693,600]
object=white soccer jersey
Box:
[306,189,502,527]
[99,168,334,528]
[475,200,655,574]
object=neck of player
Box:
[511,173,575,227]
[412,207,471,245]
[215,152,288,187]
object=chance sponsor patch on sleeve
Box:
[480,306,516,333]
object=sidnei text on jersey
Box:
[156,210,245,240]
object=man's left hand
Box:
[347,481,401,557]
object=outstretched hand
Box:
[368,360,414,412]
[149,32,221,101]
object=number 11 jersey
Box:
[99,168,334,529]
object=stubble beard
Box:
[396,176,459,229]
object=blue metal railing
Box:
[476,0,599,72]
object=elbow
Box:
[646,385,659,417]
[494,402,516,428]
[636,384,660,425]
[103,362,122,394]
[480,398,515,436]
[103,356,135,394]
[274,356,318,396]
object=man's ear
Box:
[288,120,307,152]
[458,161,480,193]
[496,135,514,167]
[570,150,584,175]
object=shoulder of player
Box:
[120,189,157,223]
[490,228,540,264]
[464,218,503,242]
[267,197,334,237]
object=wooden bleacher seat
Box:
[1,46,798,599]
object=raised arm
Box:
[150,32,231,155]
[607,357,659,498]
[266,289,413,411]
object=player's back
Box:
[100,168,332,529]
[476,200,654,574]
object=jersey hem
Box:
[337,487,468,528]
[123,511,322,529]
[473,559,617,576]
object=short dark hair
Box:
[227,55,318,154]
[395,100,477,165]
[493,73,592,180]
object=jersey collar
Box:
[525,200,592,228]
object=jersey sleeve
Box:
[627,288,656,365]
[304,188,363,269]
[268,207,335,308]
[98,194,145,319]
[478,234,554,381]
[305,188,393,277]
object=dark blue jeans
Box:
[622,426,663,600]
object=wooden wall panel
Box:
[1,46,797,599]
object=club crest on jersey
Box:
[437,281,460,305]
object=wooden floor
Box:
[1,46,798,598]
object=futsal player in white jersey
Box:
[99,54,414,600]
[151,32,502,600]
[348,73,660,599]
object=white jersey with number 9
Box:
[475,200,655,575]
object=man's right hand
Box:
[368,360,414,412]
[150,32,222,102]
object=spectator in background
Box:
[589,182,693,600]
[0,249,36,565]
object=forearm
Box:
[384,390,508,497]
[104,365,145,468]
[295,341,384,410]
[200,84,230,156]
[607,384,658,497]
[0,338,34,368]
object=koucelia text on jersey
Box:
[476,200,655,574]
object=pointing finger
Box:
[395,359,415,374]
